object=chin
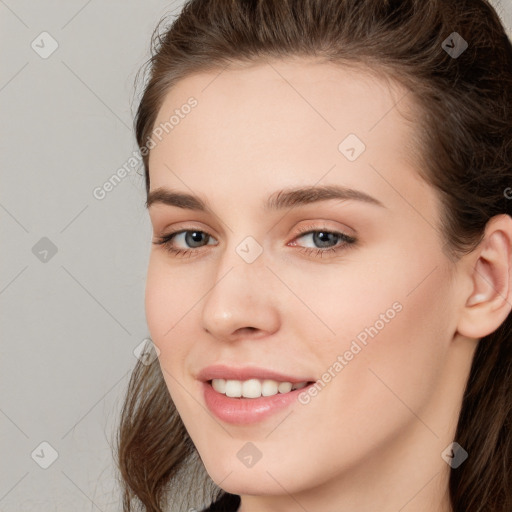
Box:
[201,455,307,497]
[209,474,287,497]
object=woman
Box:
[114,1,512,511]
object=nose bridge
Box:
[200,233,280,337]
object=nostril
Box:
[236,326,258,336]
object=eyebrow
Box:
[145,184,385,212]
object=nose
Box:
[200,248,281,342]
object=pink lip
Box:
[197,364,316,425]
[202,380,315,425]
[196,364,314,383]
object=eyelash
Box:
[152,224,357,259]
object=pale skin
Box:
[144,58,512,512]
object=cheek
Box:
[312,245,453,420]
[144,262,168,342]
[145,260,195,410]
[144,257,189,357]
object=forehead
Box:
[152,59,416,140]
[147,58,436,222]
[149,58,418,167]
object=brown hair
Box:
[113,1,512,510]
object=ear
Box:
[457,214,512,339]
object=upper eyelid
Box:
[159,224,349,236]
[155,218,354,234]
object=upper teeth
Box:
[211,378,308,398]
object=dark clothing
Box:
[200,493,241,511]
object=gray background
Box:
[1,1,511,510]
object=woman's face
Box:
[145,59,472,506]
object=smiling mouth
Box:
[208,378,316,399]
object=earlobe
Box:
[457,214,512,339]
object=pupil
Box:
[187,231,206,247]
[314,231,336,247]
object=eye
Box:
[152,224,357,258]
[152,228,217,257]
[290,224,357,258]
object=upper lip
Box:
[197,364,315,383]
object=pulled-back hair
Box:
[114,1,512,510]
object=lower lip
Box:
[202,381,314,425]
